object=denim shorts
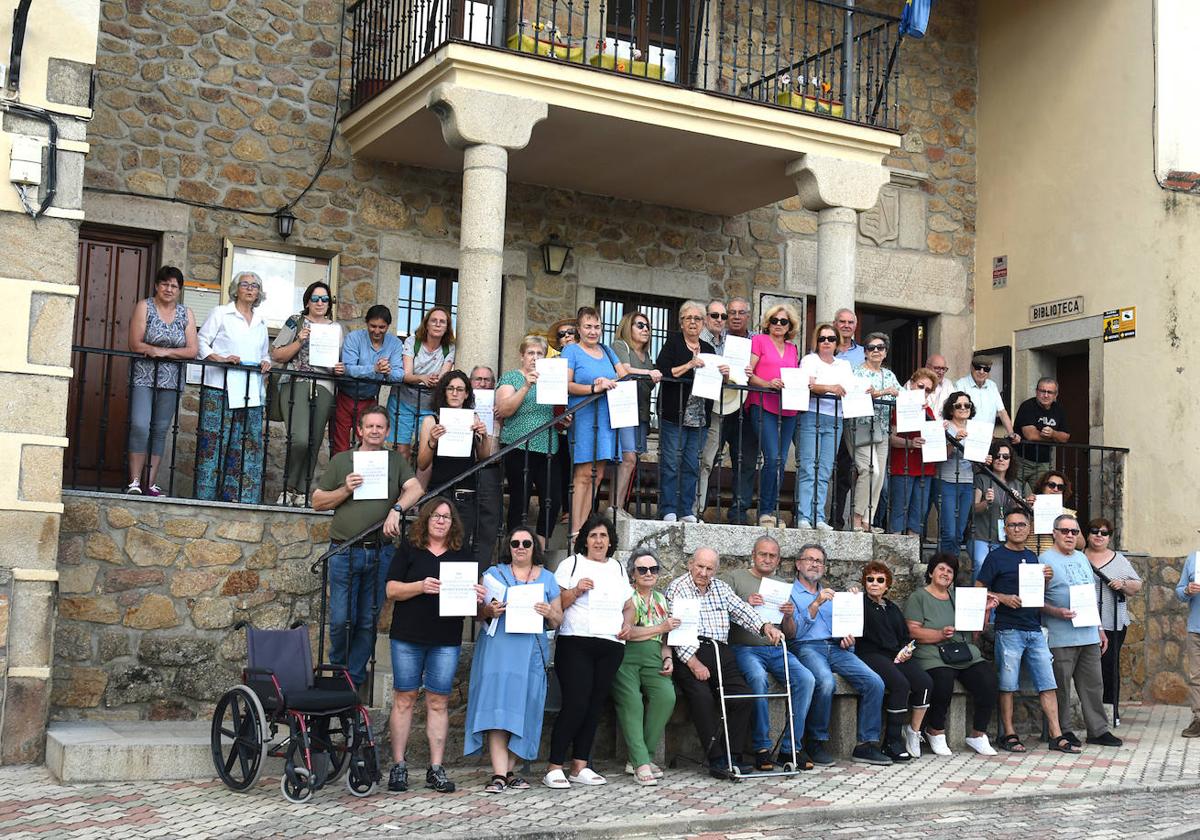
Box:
[994,628,1057,693]
[618,421,649,455]
[390,639,461,695]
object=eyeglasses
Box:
[1055,527,1081,535]
[866,344,886,352]
[472,378,493,385]
[430,512,453,521]
[769,317,792,327]
[634,565,660,575]
[1045,481,1065,490]
[445,385,467,393]
[816,334,837,343]
[864,576,888,584]
[1005,521,1029,528]
[931,365,949,373]
[238,281,260,289]
[633,321,649,329]
[972,363,992,372]
[1089,529,1111,537]
[729,309,749,316]
[800,557,825,565]
[682,315,704,322]
[310,295,330,303]
[953,402,972,410]
[509,539,534,549]
[994,453,1011,460]
[557,329,577,338]
[1036,388,1058,395]
[707,312,728,320]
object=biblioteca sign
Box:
[1029,296,1084,324]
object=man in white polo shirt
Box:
[954,354,1020,444]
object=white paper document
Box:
[437,408,475,458]
[780,367,810,412]
[306,322,341,368]
[185,362,204,386]
[225,368,263,409]
[605,380,639,428]
[962,419,994,463]
[1069,583,1101,628]
[895,388,926,433]
[1193,552,1200,585]
[1017,563,1046,608]
[483,575,507,637]
[587,581,627,636]
[438,562,478,617]
[352,450,389,500]
[755,577,793,626]
[690,354,725,401]
[920,420,947,463]
[1033,494,1064,534]
[953,586,988,632]
[723,335,752,386]
[504,583,546,634]
[831,592,864,638]
[473,388,496,435]
[535,358,568,405]
[667,598,701,647]
[840,389,874,419]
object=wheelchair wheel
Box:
[211,685,268,792]
[344,741,379,798]
[280,766,314,804]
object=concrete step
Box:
[47,720,213,782]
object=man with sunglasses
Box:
[1040,514,1122,748]
[954,355,1020,444]
[1014,377,1071,485]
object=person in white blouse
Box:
[195,271,272,502]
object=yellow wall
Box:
[976,0,1200,555]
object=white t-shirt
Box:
[798,354,854,416]
[954,376,1005,425]
[554,555,634,642]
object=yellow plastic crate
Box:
[507,33,585,63]
[588,53,665,80]
[775,90,845,117]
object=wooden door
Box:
[66,227,159,489]
[1054,351,1091,524]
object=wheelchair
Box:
[210,621,381,803]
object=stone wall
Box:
[1128,554,1189,706]
[52,492,330,721]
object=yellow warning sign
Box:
[1102,307,1136,343]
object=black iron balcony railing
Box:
[348,0,904,129]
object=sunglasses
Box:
[953,402,972,409]
[1055,527,1081,535]
[769,317,792,327]
[866,344,886,352]
[864,576,888,584]
[1089,529,1111,537]
[816,334,837,343]
[509,539,534,549]
[972,363,992,372]
[557,329,577,338]
[635,565,660,575]
[633,321,649,329]
[1045,481,1065,490]
[310,295,331,303]
[707,312,728,320]
[993,453,1011,460]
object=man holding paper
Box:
[1041,515,1122,748]
[666,547,784,778]
[788,544,890,767]
[724,536,815,771]
[1173,550,1200,738]
[312,404,425,692]
[975,510,1075,754]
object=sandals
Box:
[505,772,531,791]
[484,775,507,794]
[1049,735,1082,754]
[999,734,1027,753]
[633,765,658,786]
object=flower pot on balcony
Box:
[506,33,585,63]
[775,90,845,118]
[587,53,665,80]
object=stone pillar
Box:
[428,85,547,373]
[787,154,890,324]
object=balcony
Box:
[340,0,906,214]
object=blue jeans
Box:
[721,408,758,522]
[658,419,704,518]
[327,543,394,687]
[734,644,815,753]
[792,640,884,743]
[938,481,973,555]
[995,629,1057,692]
[888,473,931,535]
[795,411,842,526]
[749,405,796,517]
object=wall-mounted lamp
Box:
[275,207,297,240]
[541,234,572,275]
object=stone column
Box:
[428,85,547,373]
[787,154,890,324]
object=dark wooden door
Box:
[859,305,928,386]
[1054,351,1090,524]
[66,227,159,489]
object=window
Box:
[220,238,339,331]
[595,288,686,361]
[603,0,688,83]
[397,263,458,339]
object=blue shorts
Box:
[618,421,649,456]
[994,628,1057,693]
[389,639,461,695]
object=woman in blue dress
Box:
[562,306,630,538]
[464,526,563,794]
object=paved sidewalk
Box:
[2,704,1198,840]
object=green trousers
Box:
[280,380,336,491]
[611,638,677,767]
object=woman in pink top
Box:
[745,302,801,527]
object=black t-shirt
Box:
[387,543,471,646]
[1013,397,1069,464]
[976,545,1042,632]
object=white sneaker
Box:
[663,513,677,522]
[965,734,997,756]
[796,518,813,529]
[815,521,834,532]
[126,479,142,495]
[927,732,952,756]
[275,490,288,505]
[681,515,698,523]
[568,767,607,785]
[902,724,922,758]
[542,769,570,789]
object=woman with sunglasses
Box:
[794,322,854,530]
[1083,517,1141,719]
[611,548,680,786]
[546,317,577,356]
[847,332,900,533]
[969,440,1033,579]
[745,303,803,528]
[271,281,345,506]
[888,368,938,536]
[546,317,577,525]
[1031,470,1075,553]
[388,306,455,457]
[465,526,564,794]
[612,311,662,515]
[937,391,978,556]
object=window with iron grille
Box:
[397,264,458,339]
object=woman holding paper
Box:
[195,271,272,503]
[270,281,345,507]
[970,440,1032,578]
[903,553,999,757]
[611,548,680,786]
[848,333,900,533]
[612,311,662,514]
[794,322,854,530]
[745,303,802,528]
[563,307,631,537]
[465,526,563,794]
[655,300,720,523]
[937,392,978,556]
[1031,470,1075,554]
[1083,517,1141,716]
[388,306,455,456]
[888,369,938,536]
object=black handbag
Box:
[937,641,973,664]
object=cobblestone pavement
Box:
[3,704,1198,839]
